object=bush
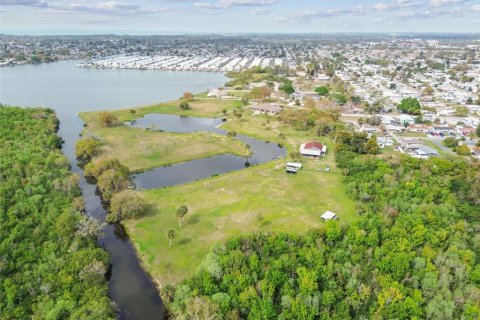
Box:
[315,86,329,96]
[107,190,146,222]
[455,144,471,156]
[183,92,193,100]
[179,101,191,110]
[98,112,118,127]
[97,168,129,201]
[397,97,421,115]
[84,157,129,179]
[442,137,458,148]
[76,137,100,161]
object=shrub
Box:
[315,86,329,96]
[183,92,194,100]
[442,137,458,148]
[107,190,146,222]
[455,144,471,156]
[179,101,191,110]
[75,137,100,161]
[98,112,118,127]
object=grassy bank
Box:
[87,126,248,172]
[79,97,249,172]
[80,97,242,124]
[124,158,356,284]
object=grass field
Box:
[86,126,248,172]
[124,159,357,284]
[79,98,251,172]
[81,100,357,285]
[80,97,243,124]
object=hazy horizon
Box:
[1,0,479,35]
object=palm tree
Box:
[245,144,252,165]
[167,229,176,248]
[176,205,188,228]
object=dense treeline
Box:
[162,151,480,319]
[0,106,113,319]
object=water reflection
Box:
[127,113,286,190]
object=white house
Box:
[300,141,327,157]
[377,136,394,148]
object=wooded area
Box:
[161,149,480,319]
[0,106,113,319]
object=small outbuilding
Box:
[286,162,302,173]
[321,211,338,221]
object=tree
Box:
[179,101,191,110]
[227,131,237,139]
[334,94,347,105]
[233,108,243,119]
[98,112,118,127]
[280,83,294,95]
[366,136,379,154]
[397,97,421,115]
[455,144,471,156]
[167,229,176,247]
[476,123,480,137]
[183,92,194,100]
[351,95,362,105]
[422,85,434,96]
[176,205,189,228]
[76,137,100,161]
[261,86,272,101]
[454,105,468,117]
[442,137,458,148]
[250,86,271,102]
[107,190,146,223]
[315,86,329,96]
[289,151,302,161]
[96,168,129,200]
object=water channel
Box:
[127,114,285,189]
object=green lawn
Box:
[80,97,243,124]
[78,98,250,172]
[87,126,248,172]
[80,101,357,286]
[124,159,357,285]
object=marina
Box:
[78,55,291,72]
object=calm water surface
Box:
[127,114,286,189]
[0,61,227,320]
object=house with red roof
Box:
[300,141,327,157]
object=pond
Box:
[127,114,286,189]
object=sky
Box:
[0,0,479,35]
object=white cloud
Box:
[251,8,270,15]
[471,4,480,12]
[193,0,275,10]
[0,0,46,6]
[45,1,170,16]
[373,3,390,11]
[429,0,466,7]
